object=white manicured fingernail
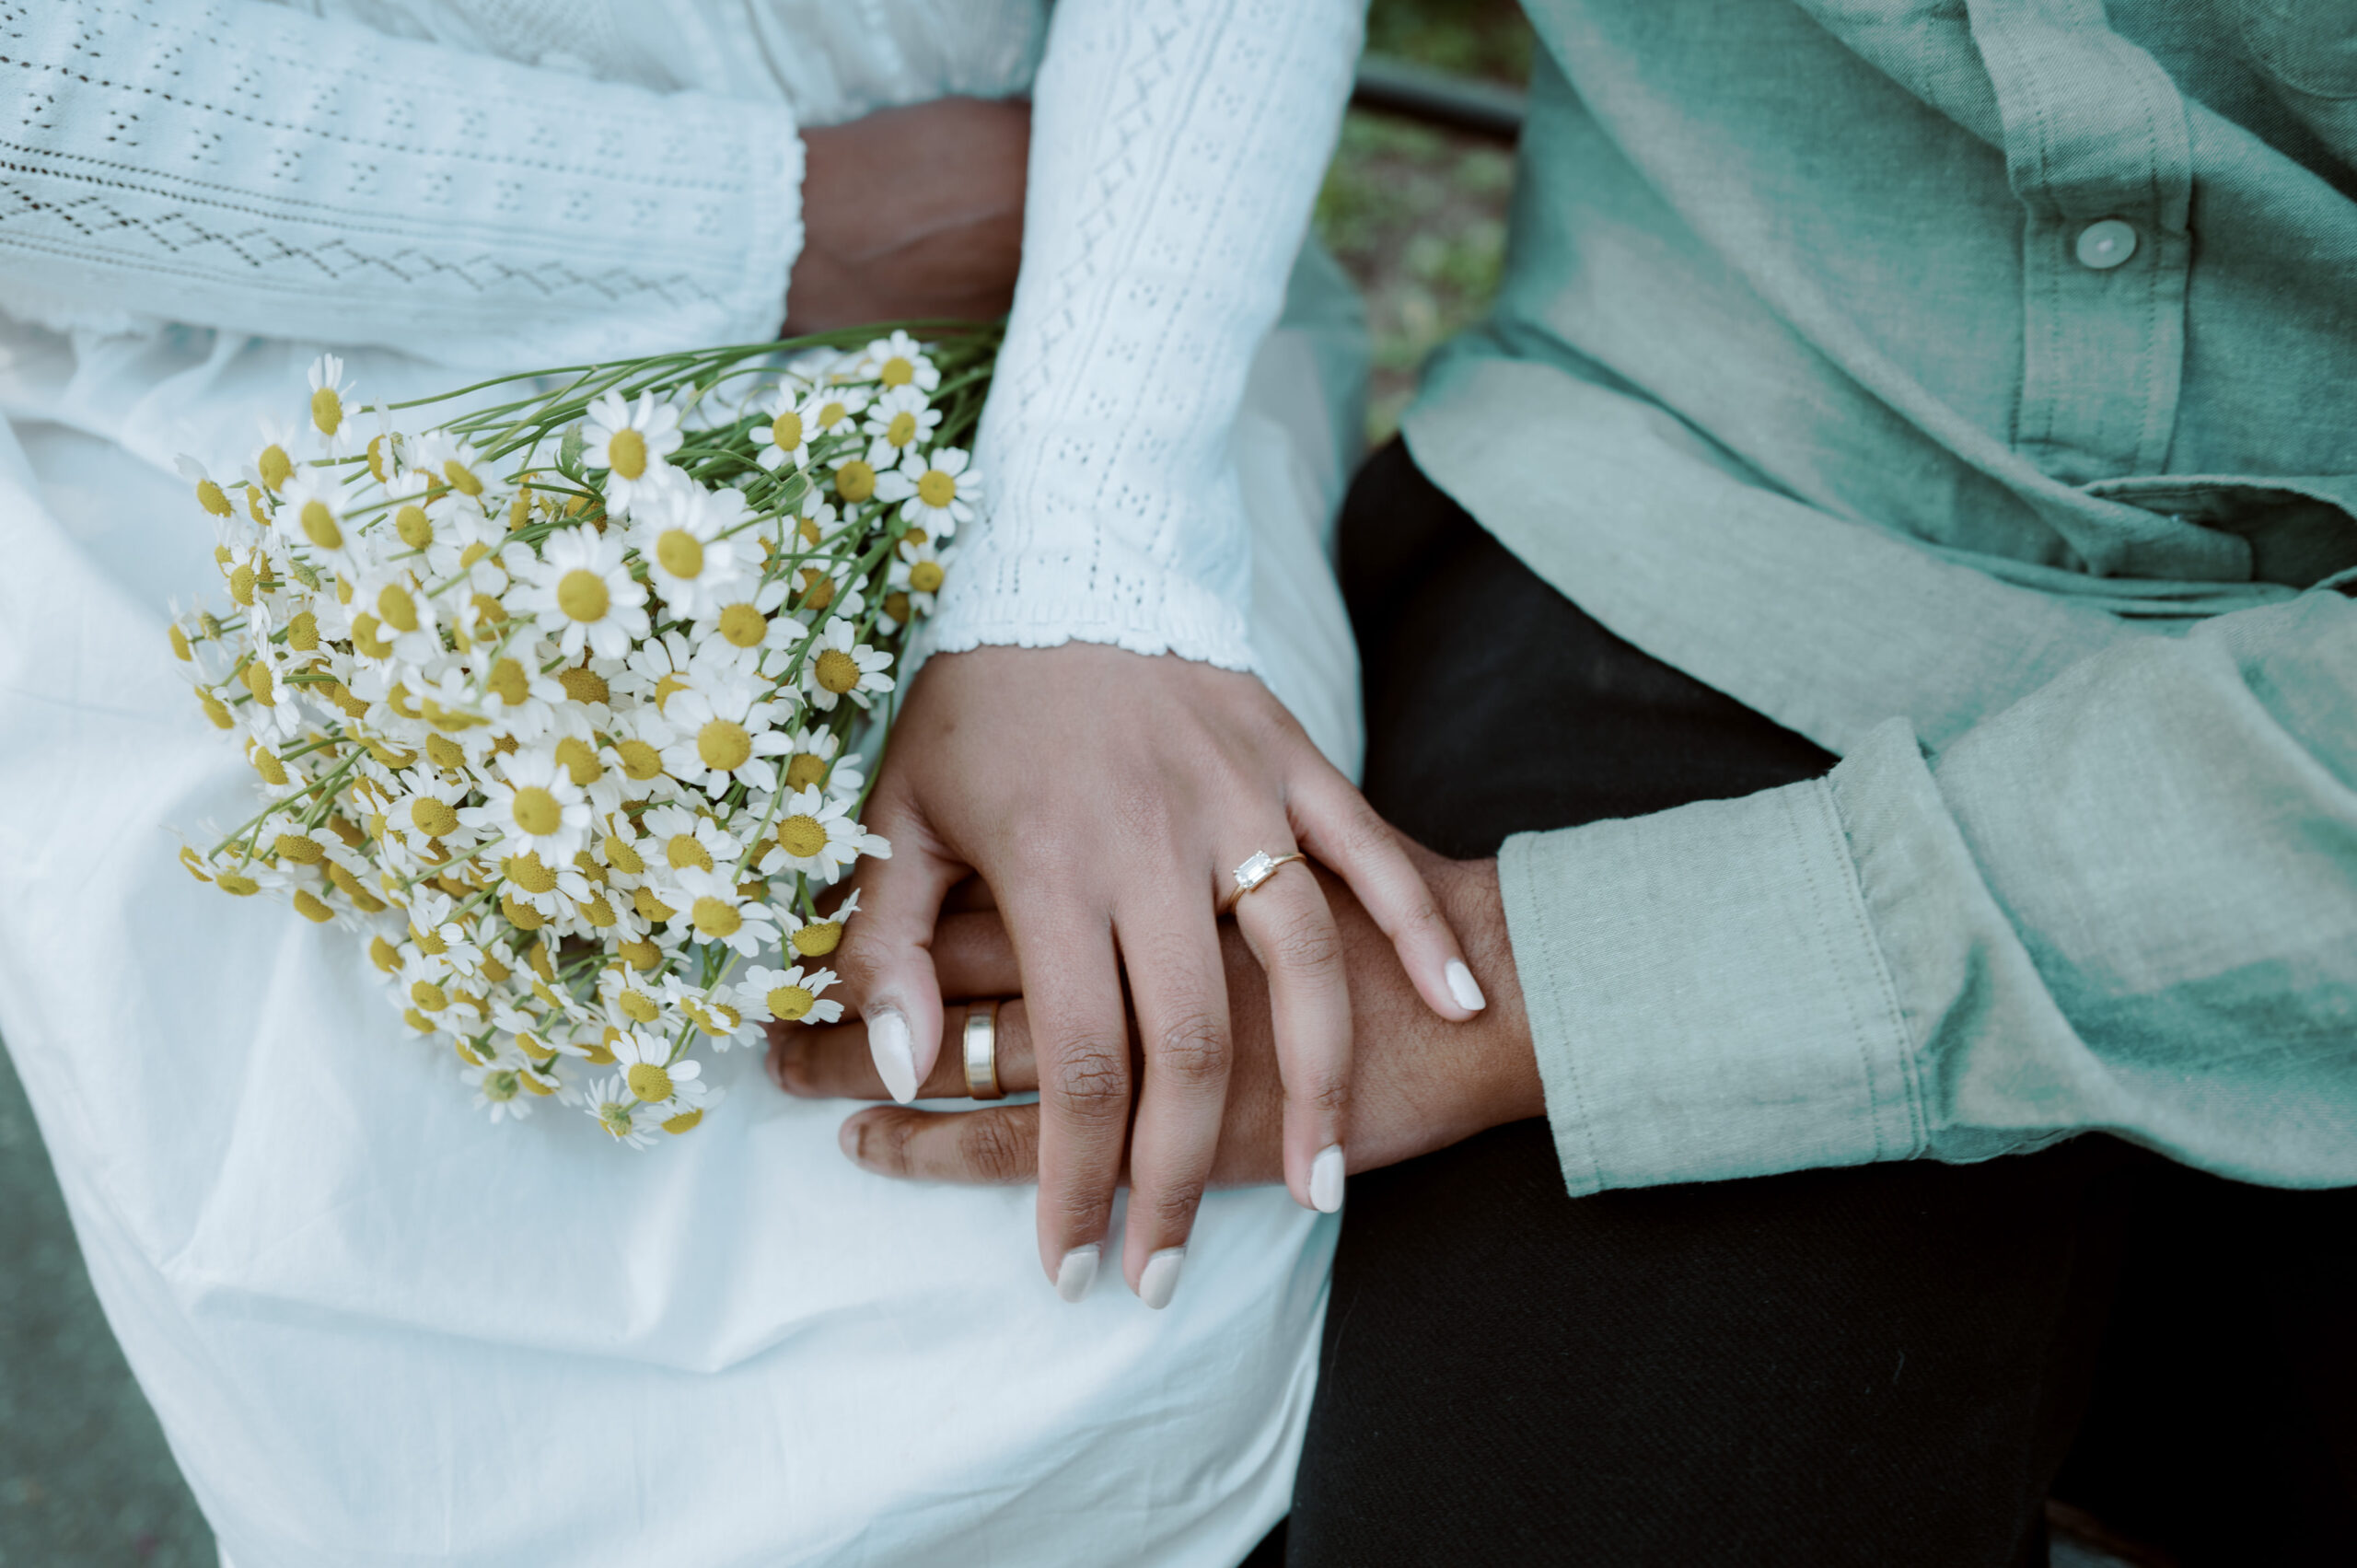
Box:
[1446,958,1487,1012]
[1310,1144,1346,1213]
[1055,1244,1100,1303]
[867,1010,917,1103]
[1138,1247,1187,1310]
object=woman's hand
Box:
[785,98,1030,332]
[830,644,1489,1304]
[772,845,1539,1292]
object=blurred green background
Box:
[0,7,1531,1563]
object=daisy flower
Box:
[387,773,475,854]
[610,1030,709,1112]
[664,865,781,956]
[757,784,886,884]
[459,744,593,863]
[278,469,370,578]
[637,801,745,882]
[512,525,648,660]
[658,677,791,796]
[859,330,942,394]
[408,430,498,507]
[581,390,683,516]
[175,455,236,521]
[307,354,357,454]
[736,963,844,1027]
[584,1077,656,1148]
[749,384,816,472]
[886,538,949,620]
[662,976,761,1049]
[770,725,866,800]
[494,840,596,922]
[633,477,756,621]
[689,576,797,660]
[802,384,869,443]
[861,385,942,470]
[875,447,977,536]
[461,1058,536,1124]
[799,617,895,712]
[354,568,443,667]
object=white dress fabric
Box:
[0,2,1369,1563]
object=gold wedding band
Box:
[963,1000,1005,1100]
[1225,849,1308,912]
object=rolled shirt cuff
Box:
[1500,754,1929,1197]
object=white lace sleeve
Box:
[0,0,803,366]
[926,0,1364,673]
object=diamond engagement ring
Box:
[1225,850,1308,912]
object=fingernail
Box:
[1138,1246,1187,1310]
[1055,1244,1100,1304]
[867,1009,917,1103]
[1445,958,1487,1012]
[1310,1144,1346,1213]
[838,1115,865,1163]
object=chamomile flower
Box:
[306,354,357,455]
[610,1030,709,1112]
[750,385,817,472]
[861,385,941,470]
[408,430,499,509]
[802,384,869,443]
[875,447,977,534]
[799,617,894,712]
[769,725,865,799]
[582,390,683,516]
[463,1058,542,1121]
[636,802,743,880]
[512,525,648,660]
[278,469,369,577]
[460,745,593,862]
[658,678,792,796]
[757,784,886,884]
[664,865,781,957]
[176,455,238,521]
[689,576,796,661]
[584,1077,656,1148]
[663,976,761,1050]
[886,538,950,621]
[386,774,476,854]
[736,963,843,1027]
[860,330,942,394]
[633,478,756,620]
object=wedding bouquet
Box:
[169,326,994,1145]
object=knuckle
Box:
[1045,1039,1130,1121]
[1295,1073,1351,1119]
[1148,1009,1230,1090]
[957,1113,1033,1183]
[1269,907,1343,976]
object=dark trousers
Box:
[1269,443,2357,1567]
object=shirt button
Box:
[2075,218,2139,270]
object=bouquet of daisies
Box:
[169,326,993,1145]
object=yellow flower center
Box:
[607,428,647,480]
[768,984,815,1021]
[666,833,712,872]
[215,872,261,896]
[196,479,231,517]
[784,753,828,792]
[652,672,689,710]
[626,1062,673,1102]
[885,412,917,448]
[618,991,660,1023]
[504,852,558,896]
[691,896,742,938]
[598,1100,636,1136]
[367,434,394,483]
[311,387,343,436]
[487,658,528,705]
[510,788,563,839]
[412,922,448,956]
[377,583,418,633]
[243,661,275,705]
[556,569,610,623]
[618,937,660,970]
[656,529,703,578]
[559,666,610,705]
[252,747,288,786]
[615,739,664,779]
[259,445,293,493]
[169,623,194,661]
[411,797,459,837]
[814,647,860,693]
[909,560,946,594]
[603,834,644,876]
[633,887,675,922]
[797,570,836,611]
[717,603,766,647]
[293,889,334,923]
[550,737,599,785]
[300,499,343,549]
[790,921,842,957]
[661,1107,704,1134]
[697,719,753,772]
[835,460,877,503]
[274,832,325,864]
[229,563,256,606]
[369,935,401,972]
[884,591,911,624]
[771,411,804,450]
[443,459,482,496]
[411,980,448,1011]
[583,894,618,927]
[395,504,433,550]
[288,611,319,650]
[916,470,956,508]
[818,400,847,429]
[482,1070,520,1103]
[348,614,389,659]
[879,355,915,388]
[775,814,828,859]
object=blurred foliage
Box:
[1318,0,1532,442]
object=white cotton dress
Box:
[0,1,1368,1563]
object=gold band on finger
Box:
[963,1001,1005,1100]
[1225,849,1308,913]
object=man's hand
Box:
[785,98,1029,332]
[769,843,1539,1200]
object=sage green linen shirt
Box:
[1399,0,2357,1194]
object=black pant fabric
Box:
[1272,442,2357,1568]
